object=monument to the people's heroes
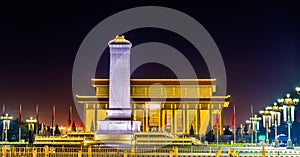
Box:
[96,36,141,137]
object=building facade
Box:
[76,79,230,136]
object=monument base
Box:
[94,134,134,146]
[95,120,140,145]
[96,120,141,134]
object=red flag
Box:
[19,104,22,127]
[68,106,72,128]
[52,105,55,129]
[231,104,235,128]
[251,105,253,119]
[2,104,5,115]
[36,105,39,130]
[250,105,253,130]
[215,114,219,127]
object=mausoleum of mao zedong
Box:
[76,36,230,136]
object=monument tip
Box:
[109,35,131,44]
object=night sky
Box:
[0,1,300,127]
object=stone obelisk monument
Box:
[107,35,132,119]
[96,36,140,142]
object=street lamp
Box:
[295,87,300,94]
[246,119,253,144]
[250,115,262,145]
[26,117,37,144]
[1,114,13,142]
[259,110,271,145]
[266,102,283,147]
[278,93,299,149]
[26,117,37,131]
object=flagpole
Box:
[19,104,22,142]
[131,106,133,147]
[217,122,219,145]
[199,121,202,144]
[70,106,72,126]
[52,105,55,144]
[217,113,219,145]
[2,104,4,115]
[233,104,236,144]
[36,105,39,135]
[68,106,71,131]
[251,105,254,145]
[53,105,55,136]
[2,104,5,141]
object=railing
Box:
[0,146,222,157]
[1,145,300,157]
[134,132,200,146]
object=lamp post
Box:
[26,117,37,144]
[250,115,262,145]
[278,93,299,149]
[295,87,300,95]
[266,102,283,147]
[1,114,13,142]
[246,119,253,144]
[240,124,244,139]
[259,110,271,145]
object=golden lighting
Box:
[109,35,130,44]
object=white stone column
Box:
[108,36,132,118]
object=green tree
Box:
[4,119,29,141]
[223,125,233,135]
[72,121,76,132]
[54,124,61,135]
[189,125,195,136]
[8,119,19,141]
[205,130,215,142]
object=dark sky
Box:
[0,1,300,127]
